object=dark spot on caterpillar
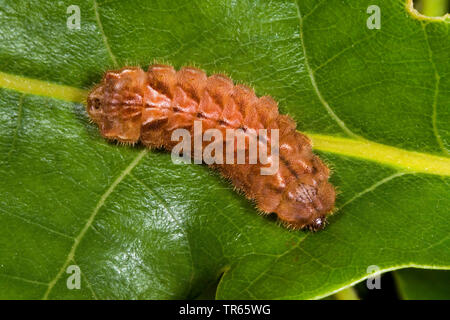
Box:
[86,65,336,230]
[217,119,228,126]
[208,89,225,108]
[92,98,101,110]
[152,81,172,99]
[185,87,201,103]
[280,156,299,179]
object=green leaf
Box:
[394,269,450,299]
[0,0,449,299]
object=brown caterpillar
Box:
[87,65,336,231]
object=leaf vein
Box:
[129,173,196,298]
[93,0,118,68]
[293,0,360,139]
[0,207,73,240]
[420,21,448,155]
[41,149,148,299]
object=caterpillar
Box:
[87,65,336,231]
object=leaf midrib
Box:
[1,70,449,176]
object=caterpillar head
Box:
[280,180,335,231]
[273,156,336,231]
[87,67,145,144]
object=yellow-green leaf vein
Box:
[0,71,449,177]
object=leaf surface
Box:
[0,0,449,299]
